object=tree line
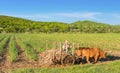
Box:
[0,15,120,33]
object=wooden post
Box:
[52,50,55,62]
[52,42,57,62]
[60,42,62,60]
[72,42,75,55]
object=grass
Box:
[15,33,120,51]
[9,35,18,62]
[0,36,9,55]
[11,60,120,73]
[15,35,39,61]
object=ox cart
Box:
[47,40,77,65]
[52,49,76,65]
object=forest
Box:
[0,15,120,33]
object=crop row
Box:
[0,36,9,55]
[15,36,39,61]
[0,34,40,62]
[8,35,19,62]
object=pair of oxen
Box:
[62,40,107,64]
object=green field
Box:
[0,33,120,73]
[15,33,120,51]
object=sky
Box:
[0,0,120,25]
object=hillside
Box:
[0,15,120,33]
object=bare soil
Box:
[0,37,11,72]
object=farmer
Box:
[62,40,71,54]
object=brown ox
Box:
[76,47,107,64]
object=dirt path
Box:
[105,50,120,61]
[0,37,11,72]
[14,49,120,68]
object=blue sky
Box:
[0,0,120,24]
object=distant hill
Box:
[0,15,120,33]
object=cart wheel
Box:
[61,55,75,65]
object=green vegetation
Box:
[0,36,9,55]
[15,33,120,51]
[11,60,120,73]
[0,15,120,33]
[0,33,119,73]
[16,35,39,60]
[9,35,18,62]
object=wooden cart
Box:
[52,50,75,65]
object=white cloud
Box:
[55,12,102,19]
[2,12,120,24]
[3,12,102,19]
[11,14,54,19]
